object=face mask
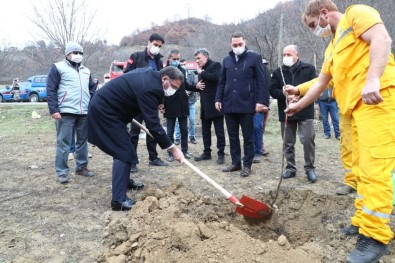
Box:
[170,60,180,67]
[233,46,245,56]
[283,56,294,67]
[313,15,331,38]
[150,46,160,55]
[164,80,177,96]
[70,54,83,63]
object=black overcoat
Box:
[87,67,172,163]
[197,59,223,119]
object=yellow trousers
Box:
[350,87,395,244]
[339,114,358,189]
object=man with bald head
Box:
[269,45,317,182]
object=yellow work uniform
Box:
[322,5,395,244]
[298,80,357,189]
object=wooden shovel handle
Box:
[131,119,243,207]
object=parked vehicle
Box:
[0,75,47,102]
[26,75,47,102]
[109,61,126,80]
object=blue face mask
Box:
[170,60,180,67]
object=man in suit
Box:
[215,32,270,177]
[87,67,185,211]
[192,48,226,165]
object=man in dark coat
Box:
[270,45,317,183]
[88,67,185,211]
[215,32,270,177]
[192,48,226,165]
[124,33,167,173]
[163,49,194,160]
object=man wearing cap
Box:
[46,41,96,184]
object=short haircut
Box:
[194,48,210,58]
[230,32,245,41]
[167,49,180,58]
[284,45,300,55]
[160,66,184,84]
[303,0,338,25]
[149,33,165,44]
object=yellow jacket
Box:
[320,5,395,116]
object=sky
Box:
[0,0,284,48]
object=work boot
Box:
[336,185,356,195]
[340,225,359,236]
[346,234,390,263]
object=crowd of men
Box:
[46,1,394,262]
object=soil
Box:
[0,105,394,263]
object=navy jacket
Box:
[270,60,316,122]
[124,48,164,73]
[215,48,270,114]
[87,68,172,163]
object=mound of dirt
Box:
[98,180,394,263]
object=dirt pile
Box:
[98,180,395,263]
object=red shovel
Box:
[132,119,273,219]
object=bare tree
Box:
[30,0,99,51]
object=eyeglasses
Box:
[104,77,110,79]
[72,51,83,55]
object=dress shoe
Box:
[194,153,212,162]
[217,155,225,165]
[190,137,197,144]
[130,163,138,173]
[183,152,191,159]
[111,198,136,211]
[222,164,242,172]
[128,179,144,190]
[149,158,168,166]
[306,170,317,183]
[76,167,94,177]
[240,167,251,177]
[282,170,296,179]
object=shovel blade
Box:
[235,195,273,219]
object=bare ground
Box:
[0,104,394,263]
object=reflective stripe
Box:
[362,206,391,219]
[356,194,363,200]
[334,27,353,49]
[325,27,353,62]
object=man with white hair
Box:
[270,45,317,183]
[46,41,96,184]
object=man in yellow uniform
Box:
[285,1,395,262]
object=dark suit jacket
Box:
[196,59,223,119]
[215,48,270,114]
[87,67,172,163]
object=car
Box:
[0,75,47,103]
[109,61,126,80]
[0,82,30,102]
[26,75,47,102]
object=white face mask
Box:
[150,46,160,55]
[164,80,177,96]
[70,54,83,63]
[313,15,331,38]
[283,56,295,67]
[233,46,245,56]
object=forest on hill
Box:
[1,0,394,84]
